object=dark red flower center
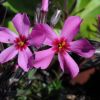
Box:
[52,37,70,53]
[14,35,28,50]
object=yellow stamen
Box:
[62,41,66,46]
[58,41,66,49]
[18,41,24,46]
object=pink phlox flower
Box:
[30,16,95,78]
[0,13,45,71]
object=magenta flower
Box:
[41,0,49,12]
[30,16,95,78]
[0,13,45,71]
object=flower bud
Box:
[41,0,49,12]
[50,9,61,26]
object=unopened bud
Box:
[50,9,61,26]
[41,0,49,12]
[34,4,41,24]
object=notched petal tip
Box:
[61,16,82,41]
[12,13,30,36]
[71,67,79,78]
[70,39,95,58]
[0,45,18,63]
[58,52,79,78]
[0,27,17,43]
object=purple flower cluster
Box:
[0,0,95,78]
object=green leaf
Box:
[73,0,100,41]
[73,0,91,14]
[3,0,40,16]
[18,96,27,100]
[78,0,100,18]
[17,89,31,96]
[7,21,18,33]
[28,69,37,80]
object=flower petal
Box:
[28,30,45,48]
[70,39,95,58]
[0,27,18,43]
[58,53,64,71]
[33,24,57,46]
[61,16,82,41]
[25,47,33,58]
[58,52,79,78]
[12,13,30,36]
[18,47,32,72]
[0,45,18,63]
[30,48,55,69]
